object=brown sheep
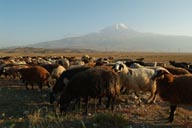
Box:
[40,64,60,74]
[58,67,121,114]
[165,66,191,75]
[152,70,192,122]
[18,66,51,90]
[3,65,29,79]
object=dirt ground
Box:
[0,52,192,128]
[1,78,192,128]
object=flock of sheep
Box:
[0,55,192,123]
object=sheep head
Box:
[169,60,175,65]
[112,61,128,73]
[152,69,173,83]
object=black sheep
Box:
[59,67,121,114]
[50,66,91,104]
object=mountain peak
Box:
[100,23,137,34]
[114,23,128,30]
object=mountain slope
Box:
[28,24,192,52]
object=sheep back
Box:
[18,66,50,84]
[126,68,156,92]
[52,66,91,93]
[165,67,190,75]
[65,67,120,98]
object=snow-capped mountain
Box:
[101,24,135,33]
[28,24,192,52]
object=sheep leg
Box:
[151,90,158,104]
[169,105,177,123]
[98,97,102,105]
[147,90,157,104]
[94,99,97,113]
[31,83,34,90]
[83,97,89,115]
[73,98,81,110]
[134,92,141,105]
[111,96,116,111]
[106,96,111,109]
[38,83,43,91]
[25,82,29,90]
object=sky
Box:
[1,0,192,47]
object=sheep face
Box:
[50,77,69,104]
[151,70,170,81]
[52,77,68,93]
[112,63,124,72]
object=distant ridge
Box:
[0,47,97,54]
[27,24,192,52]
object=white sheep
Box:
[51,65,66,80]
[56,58,70,69]
[113,61,167,104]
[130,63,168,72]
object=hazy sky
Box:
[1,0,192,47]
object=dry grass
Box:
[1,79,192,127]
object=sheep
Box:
[3,64,29,79]
[113,61,168,104]
[81,54,90,63]
[169,60,189,69]
[18,66,51,90]
[165,66,191,75]
[0,63,18,78]
[189,65,192,73]
[56,58,70,69]
[151,70,192,122]
[58,67,121,114]
[129,63,169,73]
[50,66,91,104]
[113,61,129,73]
[156,62,167,67]
[51,65,66,80]
[41,64,60,74]
[0,64,8,78]
[69,60,85,68]
[129,63,144,68]
[96,57,110,65]
[125,60,145,67]
[144,62,157,67]
[130,63,190,76]
[130,62,167,69]
[41,64,66,80]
